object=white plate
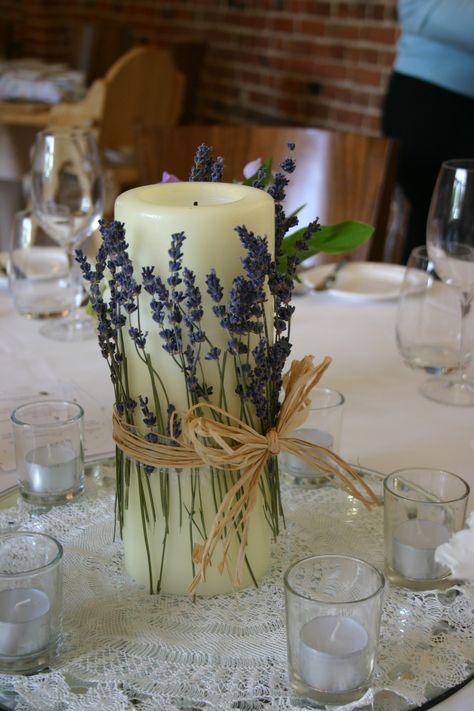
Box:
[302,261,406,301]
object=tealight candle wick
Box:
[329,619,341,643]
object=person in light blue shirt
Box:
[382,0,474,263]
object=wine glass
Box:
[425,159,474,405]
[30,127,105,341]
[395,245,464,396]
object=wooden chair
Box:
[49,46,186,197]
[51,46,185,149]
[135,125,398,261]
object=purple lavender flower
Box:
[280,157,296,173]
[161,171,180,183]
[189,144,214,182]
[206,269,224,303]
[139,396,157,427]
[189,144,226,182]
[211,156,224,182]
[129,327,147,349]
[205,346,221,360]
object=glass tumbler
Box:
[0,532,63,674]
[8,208,75,320]
[11,400,85,506]
[284,554,384,707]
[384,468,469,590]
[279,386,344,486]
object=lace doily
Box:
[0,463,473,711]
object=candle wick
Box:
[329,618,342,643]
[15,598,33,609]
[193,201,198,206]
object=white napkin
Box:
[435,511,474,580]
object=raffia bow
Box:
[112,355,380,593]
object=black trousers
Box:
[382,72,474,263]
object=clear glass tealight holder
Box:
[279,386,344,486]
[384,468,469,590]
[284,554,384,707]
[0,531,63,674]
[11,400,85,507]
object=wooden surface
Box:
[0,100,61,127]
[0,80,102,131]
[136,125,398,261]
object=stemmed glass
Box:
[30,127,105,341]
[395,246,462,394]
[425,159,474,405]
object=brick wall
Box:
[1,0,399,136]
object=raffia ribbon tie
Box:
[112,355,380,593]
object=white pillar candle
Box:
[115,182,275,414]
[0,588,50,656]
[299,615,369,692]
[115,182,276,594]
[26,443,79,494]
[393,519,450,580]
[280,426,334,477]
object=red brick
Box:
[9,0,399,137]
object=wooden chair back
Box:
[98,46,185,151]
[50,46,185,150]
[135,125,398,261]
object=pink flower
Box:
[161,171,180,183]
[243,158,262,180]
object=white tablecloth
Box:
[0,282,473,710]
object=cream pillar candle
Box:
[115,182,275,413]
[115,182,276,595]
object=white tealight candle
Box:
[25,443,79,494]
[281,426,334,477]
[299,615,369,692]
[0,588,50,657]
[392,519,450,580]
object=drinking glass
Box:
[284,554,384,707]
[395,246,465,399]
[384,468,469,590]
[8,208,75,320]
[279,386,344,487]
[30,127,104,341]
[0,532,63,674]
[11,399,85,507]
[426,159,474,405]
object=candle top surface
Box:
[301,615,368,656]
[394,519,450,549]
[26,443,77,467]
[294,427,334,449]
[116,182,273,213]
[0,587,50,623]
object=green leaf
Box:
[278,220,373,273]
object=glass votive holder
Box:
[284,554,384,707]
[0,531,63,674]
[11,400,85,507]
[384,468,470,590]
[279,386,344,486]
